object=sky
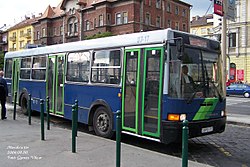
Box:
[0,0,213,29]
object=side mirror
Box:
[176,38,184,60]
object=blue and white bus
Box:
[4,29,226,143]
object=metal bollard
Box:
[13,92,17,120]
[74,100,78,137]
[116,110,121,167]
[72,104,76,153]
[182,120,189,167]
[28,94,31,125]
[46,96,50,130]
[40,99,45,141]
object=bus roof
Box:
[5,29,170,58]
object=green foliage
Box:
[0,51,4,70]
[85,32,113,40]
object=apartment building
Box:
[7,16,37,51]
[8,0,191,49]
[190,0,250,83]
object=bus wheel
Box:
[93,106,114,138]
[20,95,28,115]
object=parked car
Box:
[226,83,250,98]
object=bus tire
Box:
[93,106,114,138]
[20,94,28,115]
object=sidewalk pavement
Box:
[227,113,250,127]
[0,104,211,167]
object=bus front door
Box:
[47,54,65,115]
[122,47,163,138]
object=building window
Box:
[123,12,128,24]
[156,0,161,9]
[42,28,46,37]
[156,16,161,28]
[167,3,171,12]
[175,6,179,15]
[167,20,171,28]
[86,20,90,30]
[37,31,40,39]
[99,15,104,26]
[20,30,24,37]
[20,41,24,49]
[60,26,63,35]
[201,28,206,34]
[192,29,196,34]
[74,22,78,33]
[175,22,179,30]
[149,0,151,6]
[229,32,236,47]
[53,27,57,36]
[116,13,122,25]
[68,17,78,35]
[182,9,186,17]
[182,24,186,31]
[145,13,151,25]
[94,18,97,27]
[107,13,111,25]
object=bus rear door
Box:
[12,58,20,100]
[46,54,65,115]
[122,47,164,138]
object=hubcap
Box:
[97,113,109,132]
[244,92,250,98]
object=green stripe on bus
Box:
[193,98,219,121]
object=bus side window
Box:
[91,49,121,85]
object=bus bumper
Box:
[160,116,226,144]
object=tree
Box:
[85,32,113,40]
[0,51,4,70]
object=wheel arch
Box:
[88,99,114,127]
[19,88,29,106]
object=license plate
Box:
[201,126,213,133]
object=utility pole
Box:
[221,0,227,96]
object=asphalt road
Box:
[226,96,250,115]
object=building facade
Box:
[0,30,8,52]
[32,3,64,46]
[190,0,250,83]
[60,0,191,43]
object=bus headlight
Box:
[180,114,187,121]
[221,110,226,116]
[167,114,186,121]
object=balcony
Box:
[9,48,16,51]
[24,32,32,38]
[65,32,78,38]
[9,36,16,41]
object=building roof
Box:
[191,14,213,27]
[61,0,87,10]
[39,1,64,20]
[8,16,39,31]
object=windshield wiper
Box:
[209,80,223,102]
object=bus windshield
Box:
[169,46,224,101]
